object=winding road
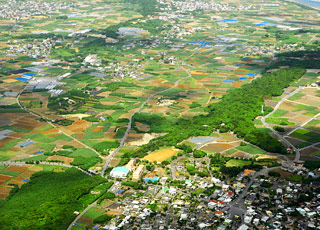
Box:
[224,86,319,223]
[261,87,303,163]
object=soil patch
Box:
[5,165,29,173]
[143,149,176,162]
[91,126,103,132]
[0,174,12,183]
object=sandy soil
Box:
[143,148,177,162]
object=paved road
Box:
[67,201,97,230]
[261,87,303,163]
[100,66,192,176]
[0,161,94,176]
[16,86,103,159]
[224,166,281,220]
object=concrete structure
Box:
[132,164,146,181]
[110,166,130,178]
[125,159,136,171]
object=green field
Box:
[236,144,267,154]
[265,118,295,126]
[290,129,320,143]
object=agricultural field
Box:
[260,71,320,161]
[0,0,320,229]
[143,148,178,163]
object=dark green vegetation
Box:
[209,153,275,177]
[0,104,26,113]
[131,68,305,158]
[264,50,320,72]
[125,0,161,17]
[0,168,107,230]
[304,160,320,170]
[122,181,142,190]
[47,89,90,114]
[133,113,175,133]
[93,141,120,155]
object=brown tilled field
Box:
[5,165,30,173]
[66,119,92,133]
[0,185,12,199]
[202,143,233,152]
[0,174,12,183]
[20,169,38,178]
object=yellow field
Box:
[143,149,176,162]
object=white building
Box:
[110,166,130,178]
[133,164,145,181]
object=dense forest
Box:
[124,0,160,17]
[0,169,106,230]
[123,67,305,160]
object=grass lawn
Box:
[265,117,295,126]
[35,143,56,152]
[288,92,305,101]
[271,109,289,117]
[236,144,267,154]
[225,148,237,155]
[257,128,272,133]
[0,170,20,176]
[23,133,72,143]
[193,188,206,196]
[83,207,104,219]
[1,125,30,133]
[293,104,319,116]
[254,119,263,125]
[69,148,98,158]
[83,130,104,139]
